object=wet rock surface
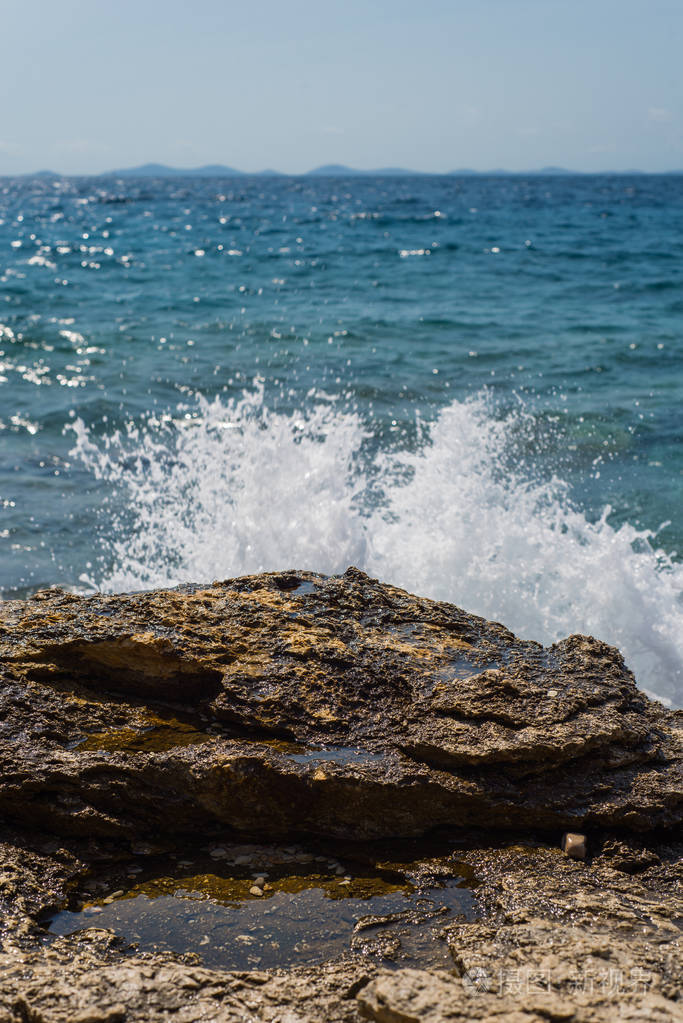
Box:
[0,568,681,1021]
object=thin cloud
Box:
[648,107,673,123]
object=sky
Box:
[1,0,682,175]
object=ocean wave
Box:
[68,385,683,707]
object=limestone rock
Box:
[0,568,680,843]
[1,570,682,1022]
[1,835,681,1022]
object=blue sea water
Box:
[1,173,682,705]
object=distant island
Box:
[7,163,683,179]
[92,163,594,178]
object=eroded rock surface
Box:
[0,832,681,1022]
[0,569,681,1021]
[0,568,680,841]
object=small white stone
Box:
[547,689,559,698]
[562,832,587,861]
[249,886,264,897]
[210,847,228,859]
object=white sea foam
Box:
[69,385,683,707]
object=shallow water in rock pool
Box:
[48,860,475,970]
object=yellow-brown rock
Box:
[0,568,681,843]
[0,569,681,1022]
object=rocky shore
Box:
[0,568,681,1021]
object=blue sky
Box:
[1,0,681,174]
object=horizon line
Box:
[3,162,683,179]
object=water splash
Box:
[365,401,683,707]
[68,383,369,592]
[69,386,683,706]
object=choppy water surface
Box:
[1,173,682,704]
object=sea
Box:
[0,172,681,707]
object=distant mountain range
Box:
[10,163,683,179]
[112,162,247,177]
[100,163,656,177]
